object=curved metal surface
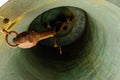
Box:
[0,0,120,80]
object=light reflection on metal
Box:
[0,0,9,7]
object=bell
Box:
[0,0,120,80]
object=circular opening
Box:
[3,18,9,23]
[28,6,86,47]
[62,26,68,31]
[22,6,88,71]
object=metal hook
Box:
[3,29,18,48]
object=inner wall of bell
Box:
[0,0,120,80]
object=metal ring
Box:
[5,31,19,48]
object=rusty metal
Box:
[2,29,18,48]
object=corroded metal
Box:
[0,0,120,80]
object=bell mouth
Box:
[0,0,120,80]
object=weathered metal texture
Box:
[0,0,120,80]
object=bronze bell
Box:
[0,0,120,80]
